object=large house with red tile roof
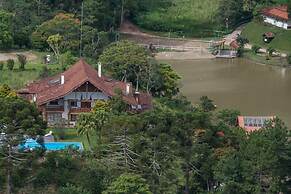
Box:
[262,5,291,29]
[18,59,152,126]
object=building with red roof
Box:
[229,40,240,50]
[237,116,275,133]
[18,59,152,126]
[261,5,291,29]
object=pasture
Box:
[242,20,291,53]
[136,0,220,37]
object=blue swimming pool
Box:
[19,139,84,151]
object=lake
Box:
[168,58,291,127]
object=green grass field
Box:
[136,0,220,37]
[0,52,61,89]
[242,20,291,53]
[48,128,98,151]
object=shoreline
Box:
[156,50,290,68]
[155,50,215,60]
[243,50,290,68]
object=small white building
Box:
[262,5,291,30]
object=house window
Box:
[70,114,78,121]
[47,112,62,123]
[49,100,59,106]
[81,101,91,108]
[70,100,78,108]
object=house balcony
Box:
[45,106,64,112]
[69,107,92,113]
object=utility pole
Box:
[79,0,84,58]
[225,17,229,32]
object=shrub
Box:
[6,59,14,70]
[103,173,152,194]
[33,152,80,187]
[17,54,27,70]
[267,47,276,57]
[58,184,91,194]
[236,35,249,46]
[59,51,76,70]
[39,66,49,78]
[0,62,4,70]
[79,165,110,194]
[287,54,291,65]
[251,45,261,54]
[237,46,244,57]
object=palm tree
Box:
[76,113,96,150]
[77,111,109,151]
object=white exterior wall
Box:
[63,92,109,120]
[62,100,69,120]
[46,91,110,126]
[264,16,289,29]
[64,92,108,101]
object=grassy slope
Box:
[137,0,220,37]
[244,50,289,67]
[242,20,291,53]
[0,52,61,89]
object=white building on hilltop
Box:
[262,5,291,29]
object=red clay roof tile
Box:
[262,5,289,21]
[19,59,152,108]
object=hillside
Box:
[135,0,290,38]
[242,21,291,53]
[136,0,220,37]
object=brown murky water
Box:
[168,58,291,127]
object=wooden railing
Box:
[70,107,91,113]
[45,106,64,112]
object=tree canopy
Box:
[0,10,13,49]
[99,41,180,97]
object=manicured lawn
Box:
[242,20,291,53]
[48,128,98,151]
[136,0,220,37]
[0,51,61,89]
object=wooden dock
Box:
[216,50,237,58]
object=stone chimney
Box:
[134,91,140,104]
[98,62,102,78]
[32,94,37,102]
[61,75,65,85]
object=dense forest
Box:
[1,84,291,194]
[0,0,290,53]
[1,0,291,194]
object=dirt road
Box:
[120,21,214,60]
